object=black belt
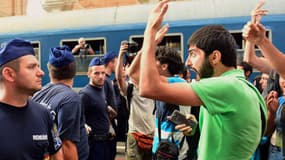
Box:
[89,134,109,141]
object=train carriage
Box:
[0,0,284,88]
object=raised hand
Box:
[242,1,268,45]
[251,0,268,24]
[266,91,279,114]
[155,24,169,45]
[146,0,168,32]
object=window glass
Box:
[235,29,271,65]
[31,41,40,61]
[130,34,184,60]
[61,38,106,75]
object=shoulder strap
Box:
[157,101,162,142]
[153,100,157,115]
[157,101,170,142]
[126,83,134,114]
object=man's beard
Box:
[199,58,214,79]
[92,79,104,88]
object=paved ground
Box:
[115,142,126,160]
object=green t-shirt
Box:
[191,69,267,160]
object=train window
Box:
[241,30,271,49]
[130,37,143,51]
[230,30,270,49]
[236,29,271,66]
[231,32,243,49]
[130,34,184,60]
[31,41,40,62]
[61,38,106,75]
[255,30,271,49]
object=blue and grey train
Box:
[0,0,284,88]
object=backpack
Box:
[154,111,179,160]
[154,103,184,160]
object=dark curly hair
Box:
[188,25,237,68]
[155,46,184,75]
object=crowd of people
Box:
[1,0,285,160]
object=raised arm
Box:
[264,91,279,136]
[127,50,142,87]
[139,0,202,106]
[72,45,81,54]
[115,42,128,95]
[243,1,285,78]
[243,1,271,74]
[256,33,285,78]
[87,47,95,55]
[128,23,170,86]
[243,41,271,74]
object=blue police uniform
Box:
[0,100,62,160]
[32,45,89,160]
[103,51,118,160]
[79,84,111,160]
[0,39,62,159]
[32,83,89,160]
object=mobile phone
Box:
[168,110,197,131]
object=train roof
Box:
[0,0,284,35]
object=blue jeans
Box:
[268,144,282,160]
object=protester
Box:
[0,38,63,159]
[115,42,155,160]
[125,44,190,159]
[242,1,282,98]
[242,4,285,79]
[32,46,89,160]
[267,76,285,160]
[138,1,267,159]
[242,2,285,159]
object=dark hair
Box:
[47,61,76,80]
[188,25,237,68]
[238,61,253,75]
[155,46,184,75]
[104,58,116,68]
[0,59,20,82]
[253,75,262,93]
[182,67,189,80]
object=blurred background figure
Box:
[72,37,95,57]
[237,61,253,81]
[260,73,269,93]
[253,75,262,93]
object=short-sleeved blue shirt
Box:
[0,100,62,160]
[32,83,89,160]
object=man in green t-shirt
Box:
[138,1,268,159]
